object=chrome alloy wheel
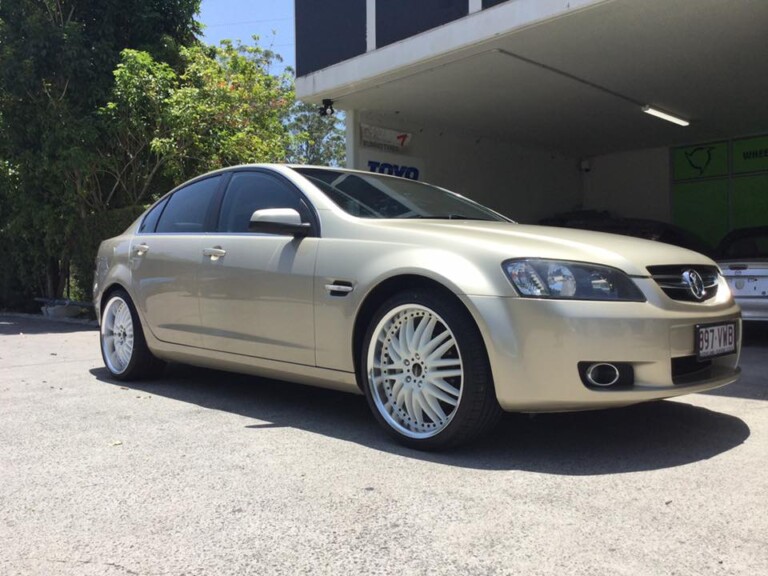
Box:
[367,304,464,439]
[101,296,135,375]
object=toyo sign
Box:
[367,161,420,180]
[358,148,424,181]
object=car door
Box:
[198,170,319,365]
[130,174,224,347]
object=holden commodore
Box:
[94,165,741,449]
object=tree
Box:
[0,3,343,309]
[155,40,295,179]
[286,101,346,166]
[61,41,295,299]
[0,157,32,310]
[97,40,294,205]
[0,0,201,301]
[96,50,179,211]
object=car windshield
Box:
[719,230,768,259]
[294,167,509,222]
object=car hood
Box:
[361,220,715,277]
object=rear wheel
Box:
[362,290,502,450]
[100,290,165,380]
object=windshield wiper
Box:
[431,214,494,221]
[393,214,495,221]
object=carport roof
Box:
[295,0,768,158]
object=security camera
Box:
[318,99,335,117]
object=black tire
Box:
[100,289,165,381]
[361,289,502,450]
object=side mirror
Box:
[248,208,311,237]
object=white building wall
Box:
[353,112,582,224]
[582,147,671,221]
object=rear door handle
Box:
[203,247,227,261]
[133,243,150,256]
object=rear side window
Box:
[218,172,312,233]
[156,176,222,233]
[138,197,169,234]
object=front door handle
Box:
[203,247,227,261]
[133,243,150,256]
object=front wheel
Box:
[362,290,502,450]
[100,290,165,381]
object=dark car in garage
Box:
[540,211,714,256]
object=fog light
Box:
[586,363,620,387]
[578,362,634,389]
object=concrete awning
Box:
[296,0,768,157]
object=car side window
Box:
[138,197,169,234]
[218,172,312,233]
[155,176,222,234]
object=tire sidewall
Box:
[100,290,143,381]
[361,289,494,450]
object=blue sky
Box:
[198,0,296,73]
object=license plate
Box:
[695,322,737,360]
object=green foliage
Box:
[0,3,347,310]
[65,40,297,302]
[0,0,201,303]
[154,40,295,179]
[286,101,346,166]
[0,160,35,310]
[97,39,295,206]
[97,50,178,209]
[69,205,147,302]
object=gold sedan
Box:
[94,165,741,449]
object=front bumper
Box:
[464,285,741,412]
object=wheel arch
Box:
[98,282,131,324]
[101,282,127,299]
[351,274,490,391]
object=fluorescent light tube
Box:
[642,105,690,126]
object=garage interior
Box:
[295,0,768,250]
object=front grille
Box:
[647,265,719,302]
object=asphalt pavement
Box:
[1,315,766,576]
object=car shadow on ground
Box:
[90,363,750,475]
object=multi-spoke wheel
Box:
[100,289,164,381]
[363,290,502,449]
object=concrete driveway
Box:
[1,315,766,576]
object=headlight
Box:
[502,259,646,301]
